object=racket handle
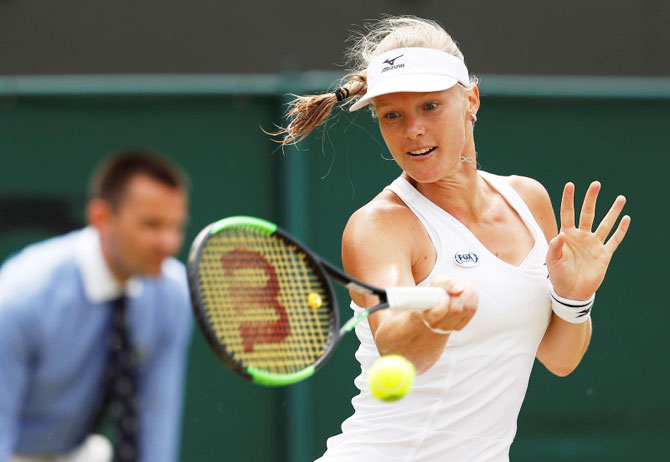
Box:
[386,287,448,311]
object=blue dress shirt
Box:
[0,227,192,461]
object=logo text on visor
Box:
[382,54,405,73]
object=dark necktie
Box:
[104,296,140,462]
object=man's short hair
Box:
[89,148,189,208]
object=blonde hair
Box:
[270,16,476,146]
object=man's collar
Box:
[75,227,143,303]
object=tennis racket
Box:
[187,215,447,386]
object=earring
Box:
[470,113,478,124]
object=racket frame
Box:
[187,216,389,386]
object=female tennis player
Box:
[274,16,630,461]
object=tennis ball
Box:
[307,292,322,309]
[368,355,416,402]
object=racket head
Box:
[187,216,339,386]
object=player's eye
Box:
[383,111,400,120]
[424,102,439,111]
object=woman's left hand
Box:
[547,181,631,300]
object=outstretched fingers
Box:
[579,181,601,231]
[560,183,576,230]
[604,215,631,255]
[595,195,626,242]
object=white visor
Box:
[349,47,470,112]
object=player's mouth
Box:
[407,146,437,158]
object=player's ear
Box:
[465,85,480,116]
[87,198,113,230]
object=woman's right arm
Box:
[342,200,478,374]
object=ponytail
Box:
[268,73,367,146]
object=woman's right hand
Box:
[421,275,478,334]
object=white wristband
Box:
[550,287,595,324]
[421,317,453,335]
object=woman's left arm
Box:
[509,177,631,376]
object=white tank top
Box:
[316,172,552,462]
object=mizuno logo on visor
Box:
[383,55,404,66]
[382,54,405,73]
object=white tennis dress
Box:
[316,172,552,462]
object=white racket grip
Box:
[386,287,448,312]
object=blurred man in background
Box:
[0,149,193,462]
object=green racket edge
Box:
[210,215,277,235]
[248,366,316,386]
[246,311,370,386]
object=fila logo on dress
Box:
[454,251,479,267]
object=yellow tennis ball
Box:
[307,292,322,309]
[368,355,416,402]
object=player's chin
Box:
[405,168,446,185]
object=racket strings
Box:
[197,227,333,375]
